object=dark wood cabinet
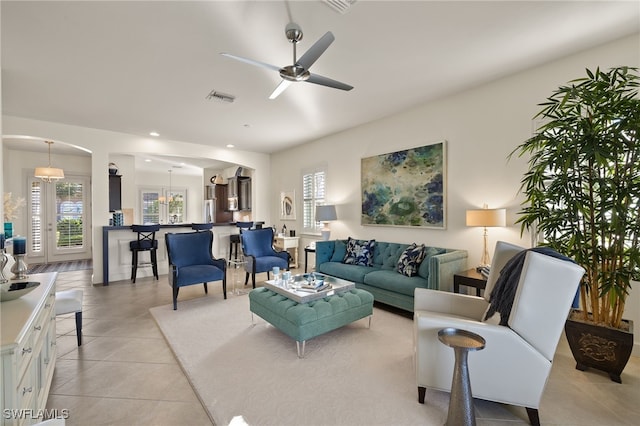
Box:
[453,269,487,297]
[238,177,251,211]
[228,176,252,211]
[214,184,232,222]
[109,175,122,212]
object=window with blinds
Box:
[140,187,187,224]
[142,191,161,224]
[302,168,326,233]
[30,181,43,253]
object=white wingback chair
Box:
[414,241,585,426]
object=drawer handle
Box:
[51,341,57,347]
[34,325,42,331]
[45,303,51,308]
[22,386,33,395]
[21,347,32,355]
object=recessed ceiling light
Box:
[226,144,235,148]
[144,159,152,163]
[149,131,160,137]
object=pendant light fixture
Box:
[159,169,173,204]
[34,141,65,183]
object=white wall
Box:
[109,153,205,224]
[3,147,92,233]
[270,34,640,353]
[2,118,271,284]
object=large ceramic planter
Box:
[564,310,634,383]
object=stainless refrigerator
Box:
[203,199,215,223]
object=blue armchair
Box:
[165,231,227,310]
[240,227,289,288]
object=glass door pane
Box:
[55,182,85,249]
[28,175,91,263]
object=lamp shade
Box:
[34,140,65,182]
[466,208,506,227]
[316,205,337,222]
[34,166,65,181]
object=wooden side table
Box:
[453,269,487,297]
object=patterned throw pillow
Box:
[397,243,427,277]
[343,237,375,266]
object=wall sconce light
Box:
[34,141,65,183]
[316,205,337,241]
[466,205,506,268]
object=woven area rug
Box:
[150,294,455,426]
[27,259,92,274]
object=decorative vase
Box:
[11,254,28,280]
[564,309,634,383]
[0,248,8,283]
[108,162,119,175]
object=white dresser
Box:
[1,273,57,426]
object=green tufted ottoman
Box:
[249,287,374,357]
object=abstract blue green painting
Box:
[361,141,446,228]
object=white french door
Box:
[27,175,92,264]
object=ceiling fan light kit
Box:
[221,22,353,99]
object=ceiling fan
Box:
[221,22,353,99]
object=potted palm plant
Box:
[511,66,639,383]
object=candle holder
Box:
[11,254,28,280]
[0,248,9,284]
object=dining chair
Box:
[165,231,227,310]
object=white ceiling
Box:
[2,1,639,171]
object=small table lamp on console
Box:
[316,205,337,241]
[466,205,506,269]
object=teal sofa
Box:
[315,239,468,312]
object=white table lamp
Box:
[316,205,337,241]
[466,206,506,267]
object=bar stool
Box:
[55,289,83,346]
[229,221,253,261]
[129,224,160,283]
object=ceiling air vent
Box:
[323,0,357,14]
[206,90,235,103]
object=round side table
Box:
[438,327,486,426]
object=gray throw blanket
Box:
[484,247,575,325]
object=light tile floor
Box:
[46,268,640,426]
[48,269,219,426]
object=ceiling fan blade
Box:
[297,31,335,70]
[220,53,281,72]
[306,73,353,91]
[269,80,293,100]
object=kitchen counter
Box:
[101,222,264,284]
[104,222,262,230]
